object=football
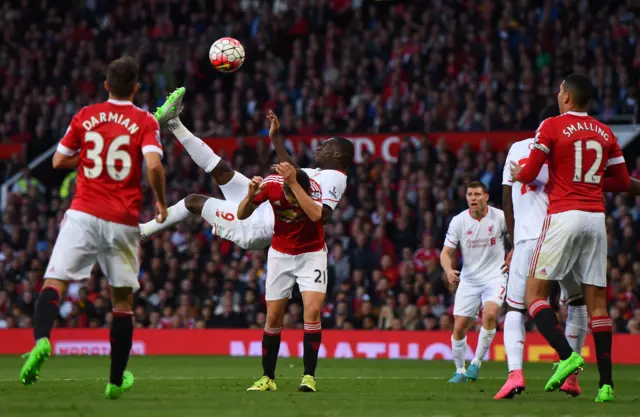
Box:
[209,37,245,73]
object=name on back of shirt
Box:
[562,121,610,140]
[80,112,141,135]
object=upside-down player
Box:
[139,88,352,248]
[496,105,587,399]
[512,73,631,402]
[440,181,508,383]
[238,164,326,392]
[20,57,168,399]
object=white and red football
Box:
[209,37,245,73]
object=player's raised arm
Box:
[237,176,265,220]
[275,163,322,222]
[267,111,299,168]
[145,152,167,223]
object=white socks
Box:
[504,311,525,372]
[167,118,220,173]
[451,336,467,373]
[473,327,496,366]
[218,171,252,202]
[565,304,588,354]
[140,199,192,238]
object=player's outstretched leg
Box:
[448,316,470,383]
[105,288,135,399]
[20,282,64,385]
[494,308,526,399]
[140,194,213,241]
[154,87,250,200]
[560,298,588,397]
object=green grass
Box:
[1,356,639,416]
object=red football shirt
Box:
[529,111,625,214]
[57,99,162,226]
[253,175,325,255]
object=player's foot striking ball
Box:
[20,337,52,385]
[246,376,277,392]
[105,370,135,400]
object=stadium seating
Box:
[0,0,639,334]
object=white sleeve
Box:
[502,146,514,186]
[313,170,347,210]
[444,216,460,249]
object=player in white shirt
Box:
[495,106,586,400]
[140,88,352,248]
[440,181,508,383]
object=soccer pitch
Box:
[1,356,639,416]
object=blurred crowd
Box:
[1,0,640,333]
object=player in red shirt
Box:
[238,163,326,393]
[511,74,630,402]
[20,57,168,400]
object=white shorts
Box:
[508,239,583,308]
[202,198,274,250]
[529,211,606,287]
[45,210,140,289]
[453,276,506,318]
[265,247,328,301]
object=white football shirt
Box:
[502,138,550,245]
[301,168,347,210]
[444,206,507,283]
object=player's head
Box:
[105,56,140,101]
[539,104,560,123]
[558,73,593,114]
[283,169,311,206]
[315,137,354,171]
[466,181,489,213]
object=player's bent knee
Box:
[185,194,208,215]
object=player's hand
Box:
[446,269,460,284]
[501,249,513,274]
[510,161,523,181]
[248,176,264,197]
[155,202,168,223]
[266,110,281,139]
[274,162,297,184]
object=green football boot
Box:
[105,371,135,400]
[20,338,52,385]
[544,352,584,392]
[594,384,614,403]
[154,87,186,127]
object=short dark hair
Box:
[332,137,355,168]
[295,169,311,193]
[467,180,488,193]
[283,169,311,196]
[563,73,593,109]
[106,56,139,98]
[539,104,560,122]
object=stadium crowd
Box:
[1,0,640,333]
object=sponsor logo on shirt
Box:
[329,187,338,199]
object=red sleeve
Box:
[517,148,547,183]
[533,118,554,155]
[603,159,631,193]
[252,181,272,205]
[140,115,163,157]
[57,114,83,155]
